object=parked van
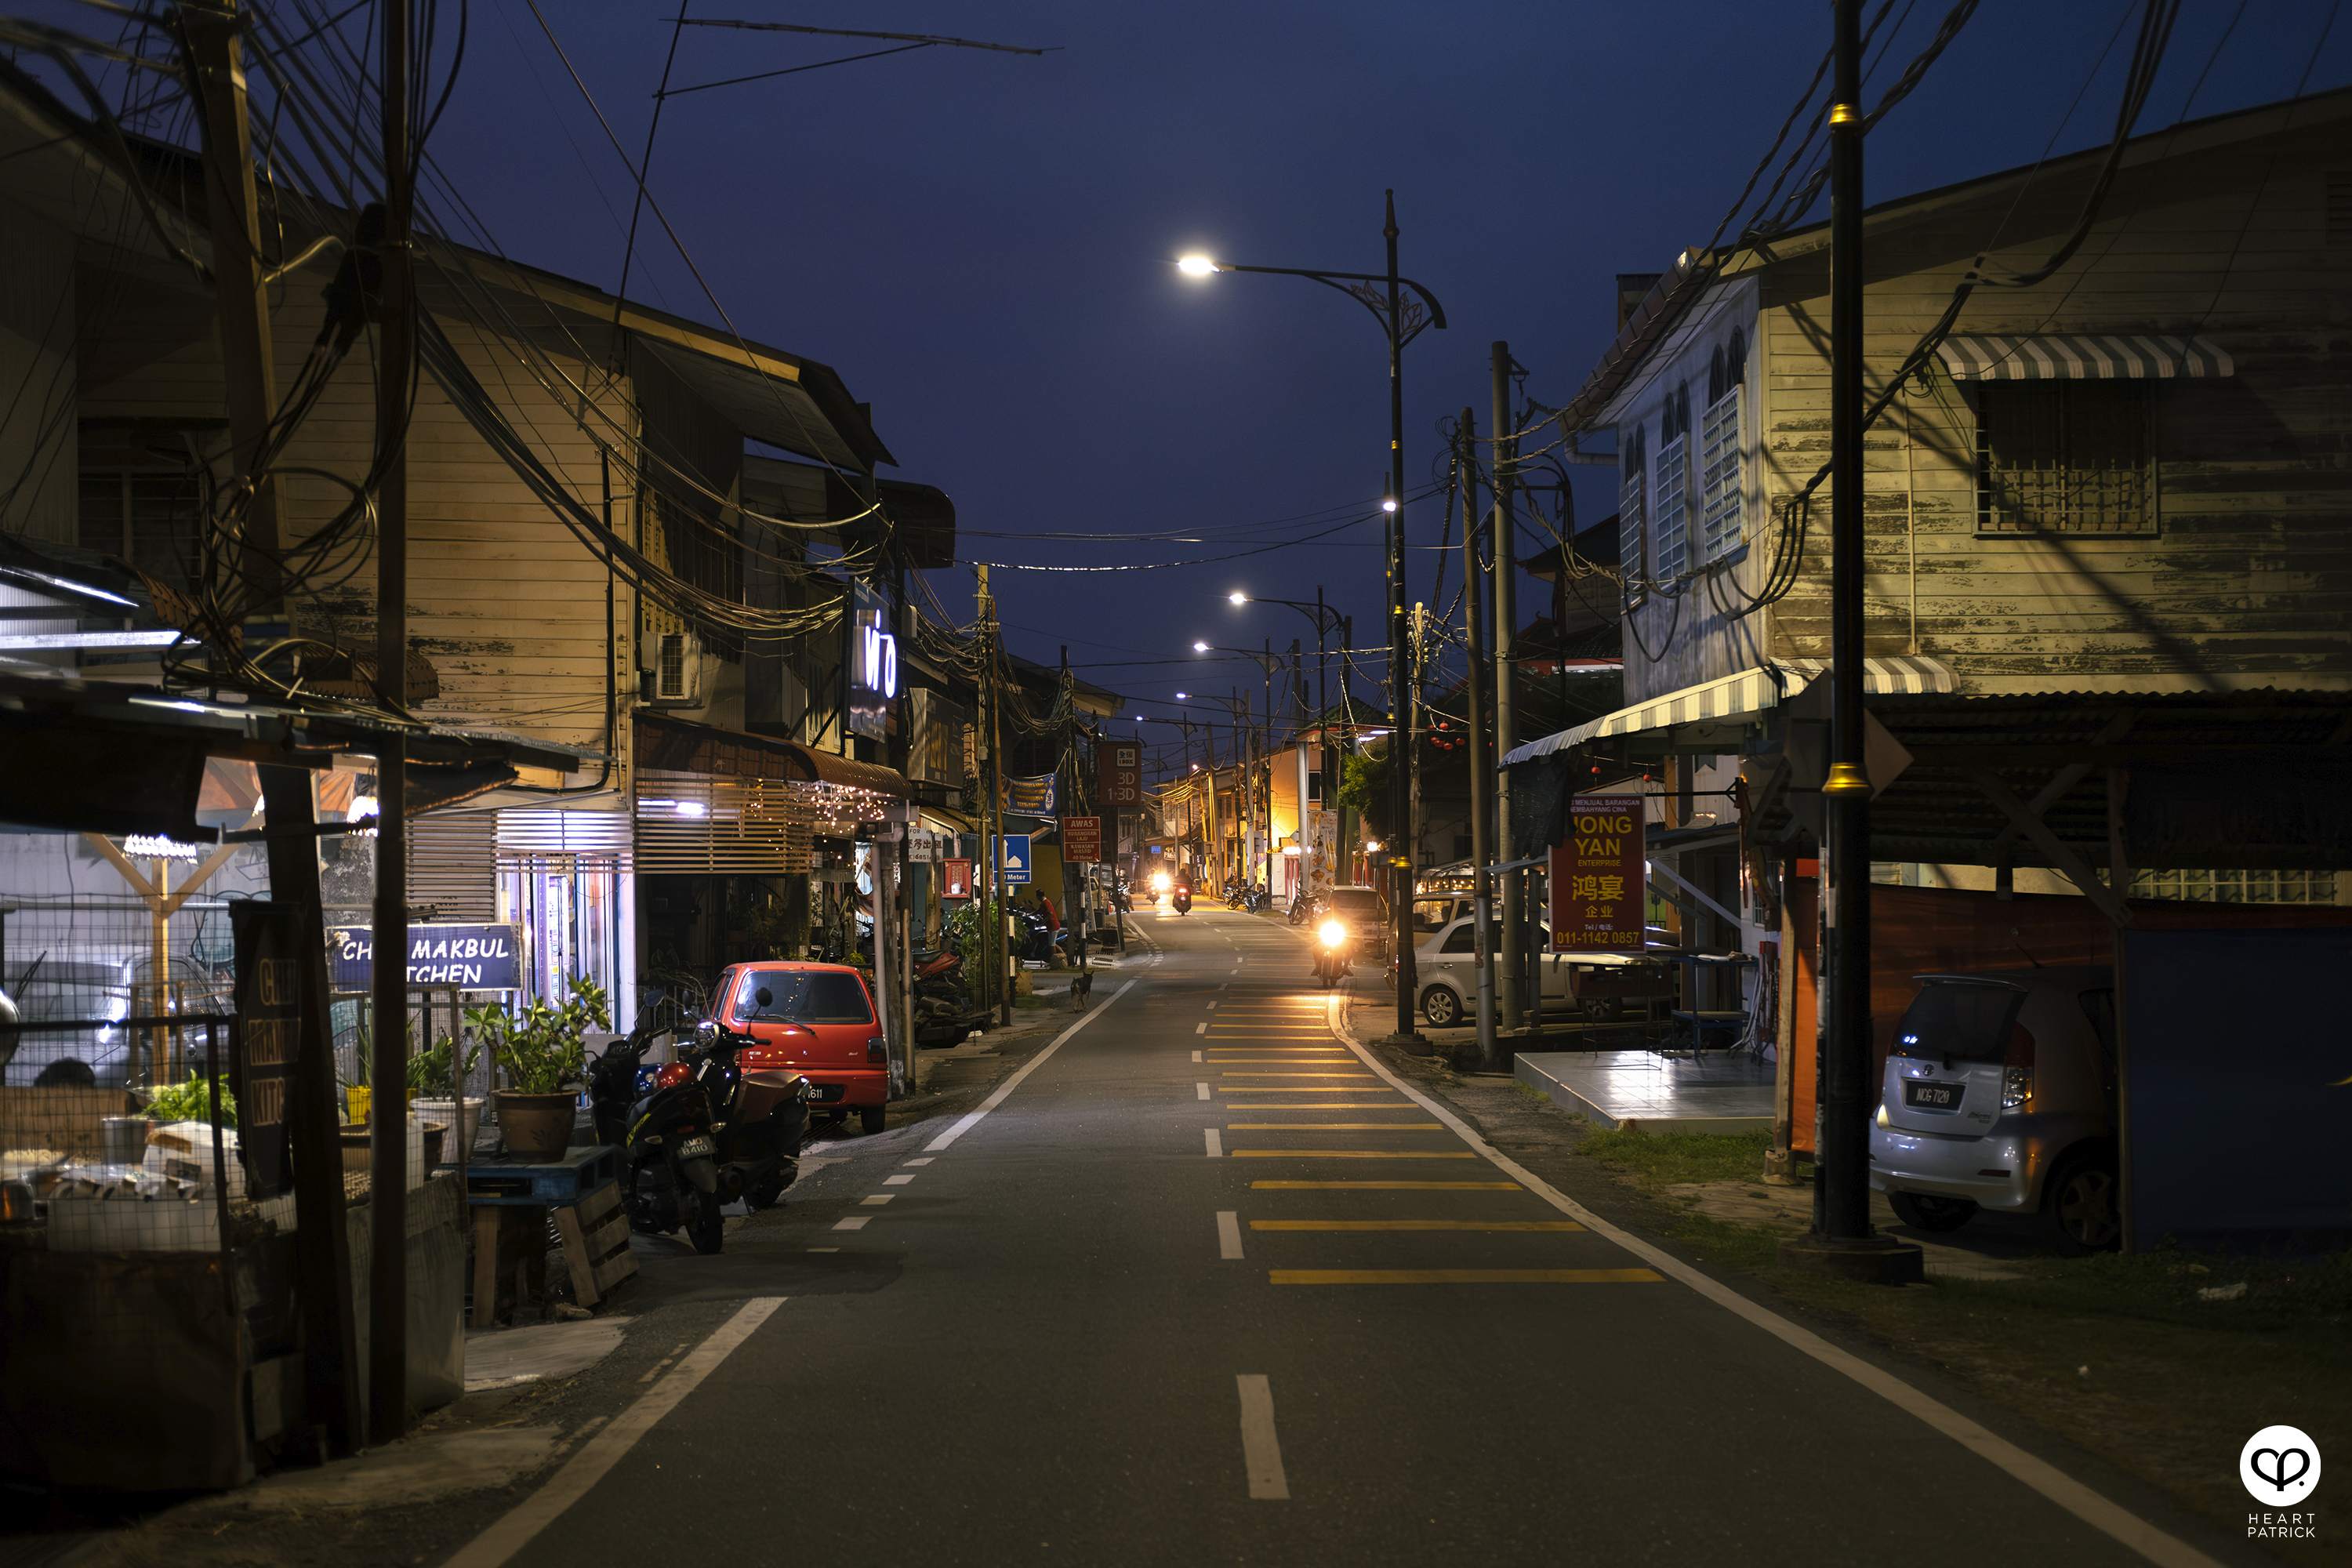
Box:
[1868,966,2118,1253]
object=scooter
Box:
[1171,883,1192,916]
[601,1000,812,1254]
[1287,891,1319,927]
[1312,916,1351,989]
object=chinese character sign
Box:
[1098,743,1142,808]
[1550,795,1645,953]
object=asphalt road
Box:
[465,909,2210,1568]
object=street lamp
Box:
[1176,193,1444,1046]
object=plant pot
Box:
[412,1096,485,1155]
[339,1119,446,1172]
[345,1085,372,1126]
[495,1091,578,1161]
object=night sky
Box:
[19,1,2351,774]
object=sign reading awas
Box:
[1550,794,1645,953]
[1061,815,1102,863]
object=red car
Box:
[711,962,889,1134]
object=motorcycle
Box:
[592,999,812,1254]
[1171,882,1192,916]
[1287,891,1319,927]
[1145,871,1170,907]
[1312,917,1352,989]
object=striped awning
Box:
[1935,333,2234,381]
[1502,655,1957,764]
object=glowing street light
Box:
[1177,255,1221,277]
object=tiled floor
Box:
[1515,1049,1774,1134]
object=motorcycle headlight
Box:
[1318,920,1347,948]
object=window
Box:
[731,968,875,1025]
[1698,387,1743,558]
[1653,383,1692,580]
[1440,924,1476,954]
[1976,381,2154,534]
[2125,867,2337,905]
[1618,423,1648,593]
[77,469,201,664]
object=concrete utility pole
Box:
[183,0,283,612]
[1458,411,1497,1068]
[1782,0,1922,1285]
[368,0,415,1443]
[1490,342,1522,1029]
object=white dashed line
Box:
[902,1157,934,1167]
[1236,1375,1290,1500]
[859,1194,895,1206]
[1204,1128,1224,1158]
[806,1247,839,1253]
[1192,1050,1203,1062]
[883,1174,914,1185]
[1217,1210,1243,1259]
[1196,1022,1208,1034]
[831,1217,870,1231]
[1197,1082,1210,1100]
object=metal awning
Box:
[1503,655,1957,763]
[633,713,909,799]
[1934,333,2234,381]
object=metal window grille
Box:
[1698,386,1744,559]
[1653,434,1690,580]
[633,772,816,876]
[2127,867,2337,905]
[2328,172,2352,249]
[656,631,692,700]
[1976,381,2154,533]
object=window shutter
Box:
[1698,386,1744,559]
[1653,436,1690,582]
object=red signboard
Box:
[1550,794,1646,953]
[1061,815,1102,863]
[941,858,973,899]
[1098,742,1142,808]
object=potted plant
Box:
[408,1030,487,1155]
[469,976,608,1160]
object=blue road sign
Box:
[993,833,1033,885]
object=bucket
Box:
[101,1116,151,1166]
[345,1085,371,1125]
[411,1097,485,1158]
[338,1118,448,1181]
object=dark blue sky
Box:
[22,1,2351,768]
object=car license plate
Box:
[1902,1080,1964,1110]
[677,1134,716,1159]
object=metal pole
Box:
[1490,342,1523,1031]
[1819,0,1875,1245]
[1384,194,1420,1045]
[1459,412,1496,1067]
[368,0,413,1446]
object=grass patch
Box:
[1509,1080,1551,1105]
[1769,1246,2352,1561]
[1575,1125,1773,1189]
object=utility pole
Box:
[1490,342,1523,1030]
[1782,0,1922,1284]
[1407,602,1425,917]
[1381,193,1423,1050]
[1459,411,1497,1068]
[368,0,414,1444]
[183,0,283,614]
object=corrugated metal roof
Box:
[1503,656,1957,763]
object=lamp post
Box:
[1179,192,1444,1046]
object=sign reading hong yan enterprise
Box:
[329,924,522,990]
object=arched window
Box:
[1654,385,1692,579]
[1619,423,1649,593]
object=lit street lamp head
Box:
[1192,641,1210,652]
[1228,591,1247,605]
[1177,255,1220,278]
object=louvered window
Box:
[1653,434,1690,582]
[1618,424,1648,597]
[1698,385,1744,558]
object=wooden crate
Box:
[550,1182,637,1309]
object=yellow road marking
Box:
[1226,1123,1445,1131]
[1250,1219,1587,1232]
[1219,1087,1400,1093]
[1251,1181,1523,1189]
[1212,1103,1414,1109]
[1221,1073,1375,1078]
[1229,1150,1475,1159]
[1206,1059,1352,1065]
[1271,1269,1661,1284]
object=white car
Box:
[1406,916,1669,1029]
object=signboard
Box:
[1550,794,1646,953]
[328,922,523,991]
[993,833,1033,885]
[941,858,972,898]
[1098,742,1142,808]
[229,902,300,1200]
[1000,774,1057,816]
[847,579,898,740]
[1061,815,1102,864]
[907,827,946,862]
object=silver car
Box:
[1408,916,1668,1029]
[1868,965,2119,1253]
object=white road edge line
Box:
[1204,1127,1223,1158]
[1217,1210,1243,1259]
[924,979,1140,1151]
[1322,991,2221,1568]
[442,1297,786,1568]
[1236,1374,1290,1500]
